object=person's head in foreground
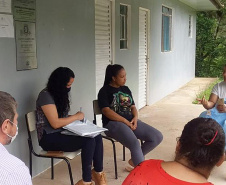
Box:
[0,91,18,145]
[123,117,225,185]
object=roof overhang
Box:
[179,0,223,11]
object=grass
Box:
[192,78,221,104]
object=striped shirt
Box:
[0,143,32,185]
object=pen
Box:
[80,107,84,123]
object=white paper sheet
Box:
[0,14,14,38]
[0,0,11,13]
[63,119,108,138]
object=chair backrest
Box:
[93,100,103,127]
[26,111,36,133]
[93,100,102,115]
[25,111,36,152]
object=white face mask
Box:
[6,121,18,143]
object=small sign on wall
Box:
[0,0,12,13]
[15,21,37,70]
[0,14,14,37]
[13,0,35,22]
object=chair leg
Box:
[29,152,32,176]
[140,139,144,146]
[63,159,74,185]
[51,158,54,179]
[123,145,125,161]
[111,141,118,179]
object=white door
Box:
[138,8,149,109]
[95,0,112,96]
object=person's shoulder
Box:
[218,81,226,86]
[0,150,26,171]
[37,88,54,104]
[98,85,109,94]
[121,85,132,92]
[39,88,51,97]
[139,159,163,167]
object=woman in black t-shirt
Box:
[98,64,163,171]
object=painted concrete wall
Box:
[0,0,96,176]
[148,0,196,104]
[0,0,196,177]
[114,0,196,105]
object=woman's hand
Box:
[216,104,226,113]
[130,117,138,130]
[197,96,208,107]
[197,94,217,110]
[74,111,84,120]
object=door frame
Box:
[139,7,150,108]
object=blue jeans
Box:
[105,120,163,166]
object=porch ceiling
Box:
[179,0,223,11]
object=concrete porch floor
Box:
[32,78,226,185]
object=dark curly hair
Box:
[104,64,124,86]
[47,67,75,118]
[176,117,225,170]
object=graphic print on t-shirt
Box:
[110,91,133,119]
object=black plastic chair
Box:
[25,111,81,185]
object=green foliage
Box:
[196,1,226,77]
[192,78,221,104]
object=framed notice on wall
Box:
[15,21,37,70]
[0,0,12,13]
[13,0,36,22]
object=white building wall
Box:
[114,0,196,106]
[148,0,196,104]
[0,0,196,178]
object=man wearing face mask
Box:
[0,91,32,185]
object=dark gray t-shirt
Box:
[36,89,64,141]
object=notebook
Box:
[62,118,108,138]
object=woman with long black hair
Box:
[36,67,107,185]
[98,64,163,171]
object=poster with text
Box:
[0,0,11,13]
[15,21,37,70]
[14,0,35,22]
[0,14,14,37]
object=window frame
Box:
[188,15,193,38]
[120,3,130,50]
[161,5,172,52]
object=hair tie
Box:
[205,130,218,146]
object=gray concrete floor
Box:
[32,78,226,185]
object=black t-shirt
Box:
[98,85,135,127]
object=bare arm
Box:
[131,105,138,119]
[130,105,138,130]
[101,107,132,128]
[41,104,84,129]
[197,93,218,110]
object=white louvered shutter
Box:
[95,0,112,96]
[138,9,148,109]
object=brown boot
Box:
[75,179,94,185]
[91,169,107,185]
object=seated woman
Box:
[36,67,107,185]
[198,65,226,112]
[98,64,163,171]
[198,65,226,147]
[123,117,225,185]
